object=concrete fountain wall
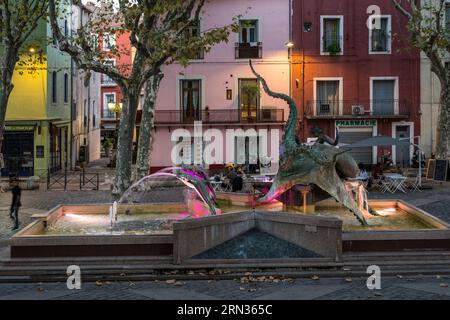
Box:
[173,211,343,264]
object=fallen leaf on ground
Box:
[37,287,44,292]
[345,278,352,283]
[440,283,448,288]
[95,281,103,286]
[311,275,320,280]
[174,281,184,286]
[239,287,246,291]
[166,279,176,284]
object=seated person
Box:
[357,163,369,180]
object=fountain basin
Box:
[9,200,450,259]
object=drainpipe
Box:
[69,3,75,170]
[288,0,292,97]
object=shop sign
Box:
[336,120,376,127]
[5,126,35,132]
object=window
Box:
[236,19,262,59]
[320,16,343,55]
[103,33,116,51]
[64,19,69,38]
[184,21,204,59]
[64,73,69,103]
[92,100,96,127]
[52,71,57,104]
[102,60,115,85]
[103,93,116,118]
[91,34,99,51]
[180,79,201,123]
[315,80,340,116]
[0,9,3,35]
[239,78,259,122]
[446,5,450,38]
[138,94,145,110]
[371,78,398,115]
[369,16,391,53]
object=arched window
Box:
[52,71,57,104]
[64,73,69,103]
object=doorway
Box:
[239,78,259,122]
[1,131,34,177]
[180,79,201,123]
[395,125,411,167]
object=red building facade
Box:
[292,0,420,166]
[100,30,133,141]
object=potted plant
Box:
[102,138,113,158]
[326,41,341,55]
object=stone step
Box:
[1,257,450,277]
[344,251,450,261]
[1,267,450,284]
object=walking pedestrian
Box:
[9,176,22,231]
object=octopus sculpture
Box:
[250,60,373,225]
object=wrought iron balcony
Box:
[322,35,342,54]
[370,33,391,52]
[235,42,262,59]
[305,100,411,119]
[152,108,284,124]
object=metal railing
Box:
[322,35,342,54]
[154,108,284,124]
[370,33,391,52]
[235,42,262,59]
[305,100,411,117]
[47,167,99,191]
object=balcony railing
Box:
[305,100,410,118]
[102,110,116,119]
[370,33,390,52]
[322,35,342,54]
[153,108,284,124]
[235,42,262,59]
[102,76,116,86]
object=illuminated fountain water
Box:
[119,166,220,216]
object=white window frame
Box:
[369,15,392,54]
[370,77,399,115]
[176,75,206,112]
[103,33,116,52]
[102,59,116,86]
[391,121,414,166]
[313,77,344,115]
[103,92,116,119]
[320,15,344,55]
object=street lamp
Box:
[285,41,294,97]
[107,102,123,149]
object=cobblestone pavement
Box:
[0,276,449,300]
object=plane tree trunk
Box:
[136,72,164,180]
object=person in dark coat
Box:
[9,177,22,231]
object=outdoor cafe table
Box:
[382,173,408,193]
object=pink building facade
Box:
[150,0,291,174]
